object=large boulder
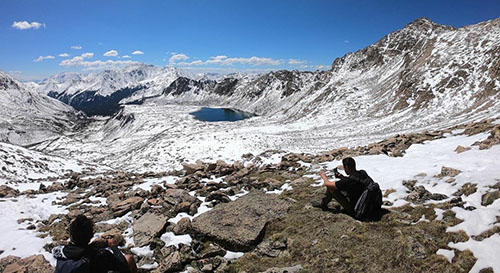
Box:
[191,191,290,252]
[0,255,53,273]
[133,212,167,247]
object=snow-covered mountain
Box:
[29,17,500,172]
[159,18,500,123]
[36,64,180,115]
[0,71,84,146]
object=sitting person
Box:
[52,214,137,273]
[314,157,373,215]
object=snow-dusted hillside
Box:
[29,17,500,172]
[0,71,84,146]
[160,18,500,125]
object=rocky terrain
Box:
[1,120,499,272]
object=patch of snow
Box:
[160,232,192,247]
[449,234,500,273]
[131,245,154,257]
[265,183,293,195]
[224,250,245,259]
[436,249,455,263]
[0,192,68,264]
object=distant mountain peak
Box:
[0,71,21,90]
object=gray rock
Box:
[133,212,167,247]
[171,217,192,235]
[110,197,144,217]
[481,190,500,206]
[438,166,461,178]
[152,251,182,273]
[164,189,200,207]
[191,191,290,251]
[183,162,205,175]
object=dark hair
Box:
[69,215,94,246]
[342,157,356,170]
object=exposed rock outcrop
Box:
[191,191,290,251]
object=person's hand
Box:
[107,238,119,247]
[319,171,326,177]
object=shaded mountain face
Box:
[0,71,83,146]
[36,64,181,116]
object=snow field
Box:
[310,132,500,272]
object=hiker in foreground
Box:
[52,214,137,273]
[314,157,382,220]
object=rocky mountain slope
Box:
[0,71,84,146]
[1,120,499,272]
[28,17,500,172]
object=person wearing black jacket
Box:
[315,157,371,215]
[52,214,137,273]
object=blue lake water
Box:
[190,107,254,122]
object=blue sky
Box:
[1,0,499,81]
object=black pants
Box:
[322,188,355,215]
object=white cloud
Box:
[122,55,131,58]
[169,53,189,64]
[34,55,55,62]
[59,53,70,58]
[344,40,350,43]
[171,54,283,67]
[81,52,94,58]
[205,55,282,66]
[59,53,94,66]
[177,60,204,66]
[288,59,306,65]
[71,45,82,50]
[313,65,330,70]
[103,50,119,57]
[59,57,138,70]
[12,21,45,30]
[132,50,144,55]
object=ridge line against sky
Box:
[1,0,499,81]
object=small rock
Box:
[481,190,500,206]
[183,162,205,175]
[0,185,19,198]
[402,180,417,191]
[153,251,182,273]
[430,193,448,201]
[455,145,471,153]
[438,167,461,178]
[199,243,226,259]
[171,217,192,235]
[98,228,126,247]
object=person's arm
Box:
[319,171,337,190]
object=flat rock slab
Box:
[191,191,290,252]
[133,212,167,247]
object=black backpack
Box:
[54,253,93,273]
[353,174,383,220]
